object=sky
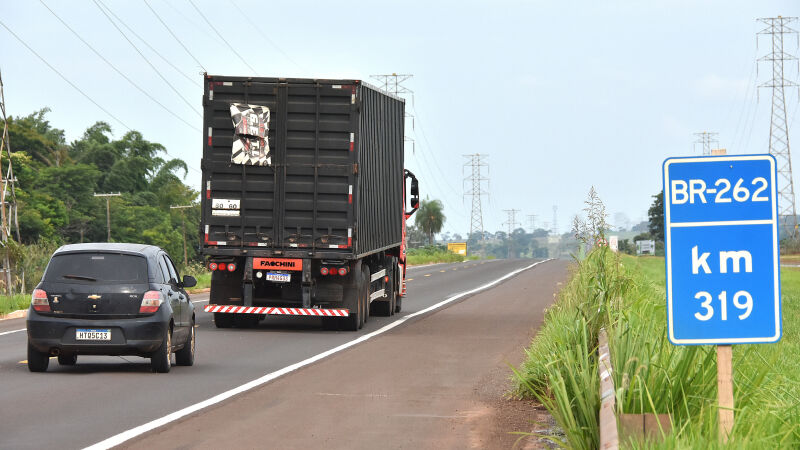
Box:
[2,0,799,238]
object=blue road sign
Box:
[663,154,781,345]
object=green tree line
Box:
[2,109,199,291]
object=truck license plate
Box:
[266,272,291,283]
[76,329,111,340]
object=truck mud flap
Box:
[204,305,349,317]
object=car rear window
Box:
[43,253,148,283]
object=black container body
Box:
[201,76,405,260]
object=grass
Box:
[514,248,800,448]
[0,294,31,315]
[407,246,467,265]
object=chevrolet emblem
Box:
[88,294,102,300]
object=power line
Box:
[0,19,131,131]
[97,0,201,88]
[143,0,207,74]
[38,0,199,131]
[187,0,259,76]
[228,0,305,72]
[93,0,201,118]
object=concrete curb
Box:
[0,309,28,321]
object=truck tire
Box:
[27,342,49,372]
[342,264,362,331]
[362,265,370,326]
[395,295,403,313]
[214,312,234,328]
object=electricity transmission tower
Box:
[552,205,559,236]
[694,131,719,155]
[0,71,21,294]
[371,73,415,151]
[758,16,799,239]
[463,154,489,239]
[527,214,537,232]
[503,209,520,259]
[503,209,520,236]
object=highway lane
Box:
[0,259,548,449]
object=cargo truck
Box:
[200,75,419,331]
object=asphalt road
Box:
[0,258,559,449]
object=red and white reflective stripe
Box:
[207,127,213,146]
[348,228,352,247]
[204,305,349,317]
[349,133,354,151]
[208,82,214,100]
[204,225,210,244]
[206,181,211,199]
[348,185,353,203]
[351,86,356,104]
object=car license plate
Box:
[76,329,111,341]
[266,272,291,283]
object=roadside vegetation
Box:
[513,187,798,448]
[406,245,482,265]
[514,247,800,448]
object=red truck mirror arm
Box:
[404,169,419,218]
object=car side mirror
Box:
[182,275,197,288]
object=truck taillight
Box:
[218,263,227,271]
[209,262,218,271]
[227,263,236,272]
[320,267,329,275]
[31,289,50,312]
[139,291,163,314]
[338,267,348,276]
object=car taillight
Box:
[227,263,236,272]
[31,289,50,312]
[209,262,218,271]
[338,267,348,276]
[320,267,329,275]
[139,291,163,314]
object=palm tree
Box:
[415,199,445,245]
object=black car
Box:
[26,243,196,373]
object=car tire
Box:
[175,321,195,366]
[57,353,77,366]
[214,312,234,328]
[27,342,49,372]
[151,329,172,373]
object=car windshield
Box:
[43,253,148,283]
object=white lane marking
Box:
[0,328,25,337]
[84,258,553,450]
[191,299,209,304]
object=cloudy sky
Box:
[2,0,798,237]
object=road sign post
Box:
[663,154,782,442]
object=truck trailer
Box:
[200,75,419,330]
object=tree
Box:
[648,191,664,241]
[415,199,446,245]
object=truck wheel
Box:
[151,329,172,373]
[175,320,195,366]
[361,265,370,326]
[322,317,339,331]
[342,274,362,332]
[235,315,259,328]
[57,353,77,366]
[395,295,403,313]
[214,312,234,328]
[27,342,49,372]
